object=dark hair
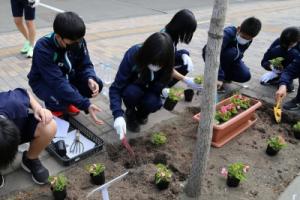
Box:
[165,9,197,45]
[53,12,86,40]
[135,32,174,84]
[280,27,300,50]
[0,118,20,169]
[240,17,262,37]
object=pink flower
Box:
[220,106,228,113]
[221,167,228,177]
[243,165,250,173]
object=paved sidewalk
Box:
[0,0,299,199]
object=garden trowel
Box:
[274,97,282,123]
[122,137,135,157]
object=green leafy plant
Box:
[194,75,204,84]
[230,94,251,110]
[151,132,167,146]
[269,57,284,70]
[48,174,67,192]
[155,164,172,184]
[221,162,250,181]
[292,121,300,132]
[168,88,184,101]
[86,163,105,176]
[267,136,287,151]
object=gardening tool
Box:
[274,97,282,123]
[70,130,84,154]
[121,137,135,157]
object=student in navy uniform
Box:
[203,17,262,90]
[276,44,300,110]
[163,9,202,90]
[10,0,39,57]
[0,88,56,187]
[260,26,300,91]
[27,12,104,125]
[110,32,174,136]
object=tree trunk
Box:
[183,0,228,198]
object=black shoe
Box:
[283,98,300,111]
[21,151,49,185]
[125,109,140,132]
[0,174,4,188]
[136,115,148,125]
[287,83,295,93]
[136,108,149,125]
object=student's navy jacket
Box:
[279,51,300,87]
[0,88,30,131]
[109,45,167,119]
[261,38,300,70]
[27,33,97,110]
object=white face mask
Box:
[288,43,297,51]
[148,64,161,72]
[236,35,251,45]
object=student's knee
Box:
[37,119,57,140]
[239,71,251,83]
[122,85,144,105]
[14,17,23,26]
[141,94,162,113]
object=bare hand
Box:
[88,104,104,125]
[275,85,287,103]
[34,107,53,125]
[88,78,99,97]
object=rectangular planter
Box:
[193,95,262,148]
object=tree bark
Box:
[183,0,228,198]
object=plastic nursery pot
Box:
[184,89,194,102]
[163,97,178,111]
[90,171,105,185]
[294,130,300,140]
[156,180,170,190]
[266,145,279,156]
[226,175,240,187]
[51,188,67,200]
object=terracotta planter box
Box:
[193,95,262,148]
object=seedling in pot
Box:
[292,121,300,140]
[269,57,284,70]
[49,174,67,200]
[86,163,106,185]
[266,136,287,156]
[163,88,184,111]
[194,75,204,84]
[151,132,167,146]
[154,164,172,190]
[221,162,250,187]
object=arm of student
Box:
[109,46,137,119]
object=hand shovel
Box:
[121,136,135,157]
[274,98,282,123]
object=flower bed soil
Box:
[4,105,300,200]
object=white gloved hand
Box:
[161,88,170,98]
[114,117,126,140]
[183,76,203,91]
[260,71,279,84]
[28,0,40,7]
[182,54,194,72]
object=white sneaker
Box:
[27,46,34,58]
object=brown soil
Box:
[4,105,300,200]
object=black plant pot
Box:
[226,175,240,187]
[266,145,279,156]
[156,180,170,190]
[163,98,178,111]
[184,89,194,102]
[90,171,105,185]
[51,188,67,200]
[294,131,300,140]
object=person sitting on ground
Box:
[27,11,103,124]
[0,88,56,187]
[110,32,174,136]
[260,26,300,92]
[162,9,202,91]
[275,45,300,111]
[203,17,262,91]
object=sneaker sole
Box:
[21,161,47,185]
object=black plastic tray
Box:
[46,116,104,166]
